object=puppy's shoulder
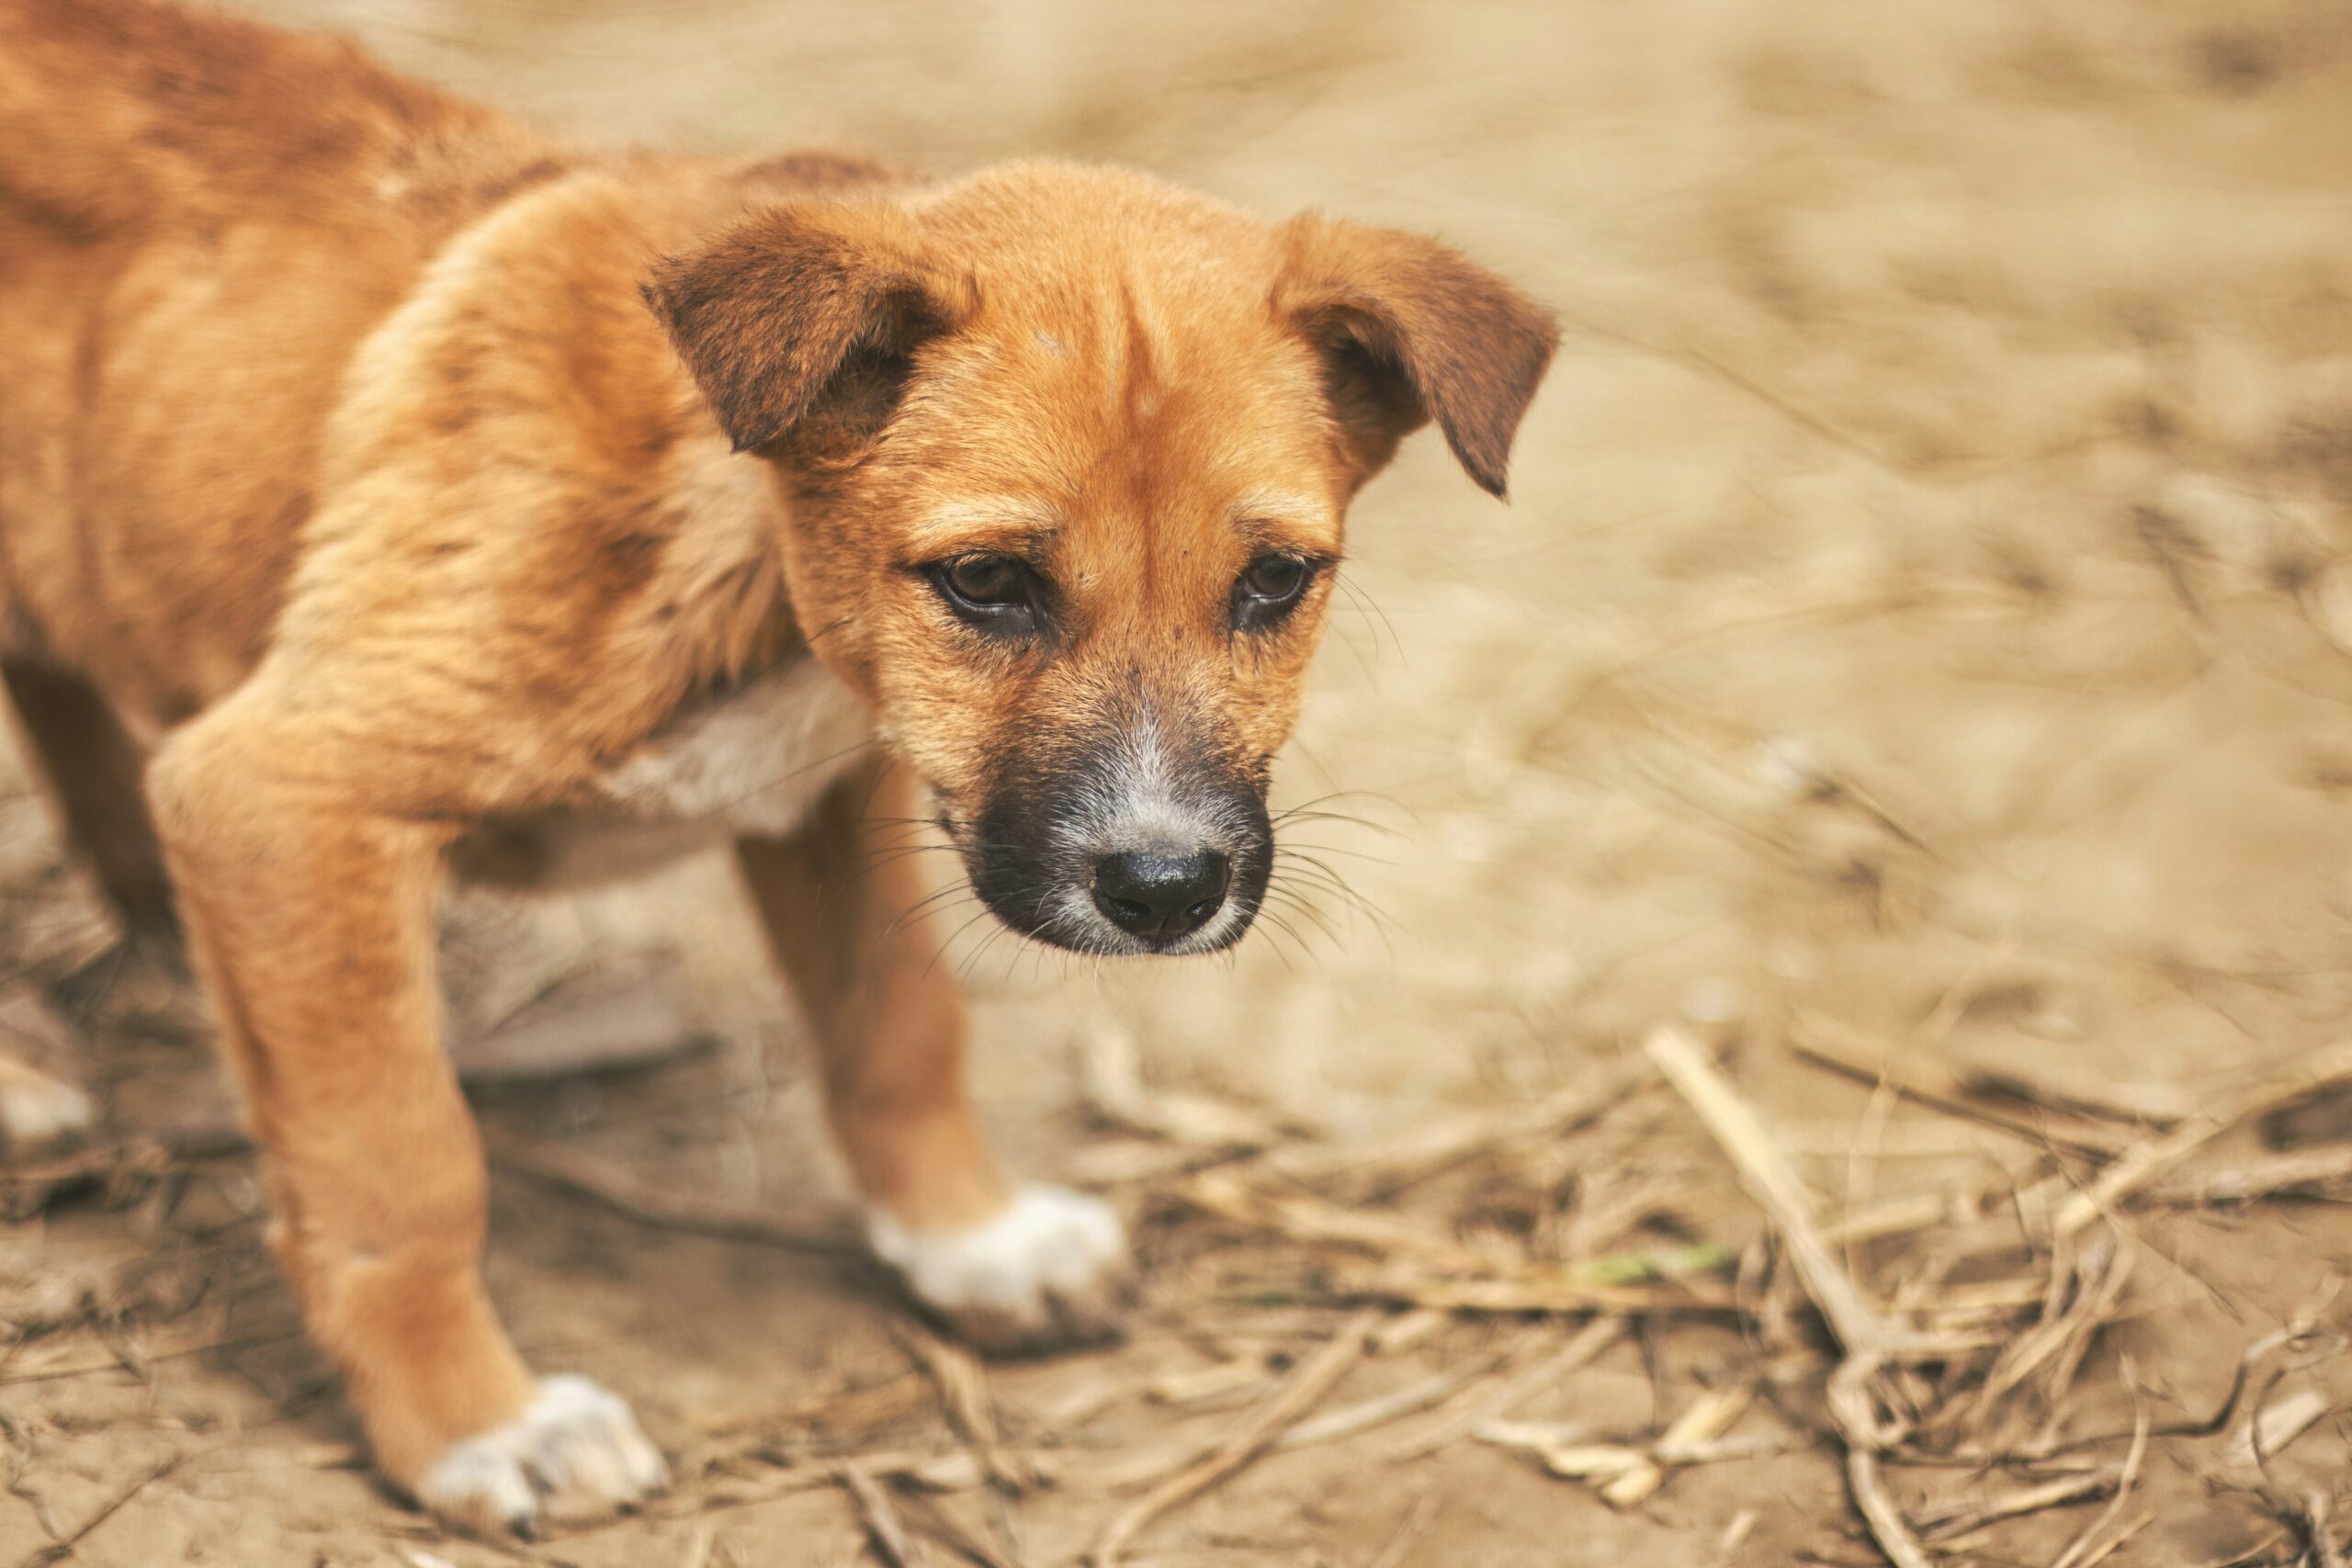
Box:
[274,164,805,779]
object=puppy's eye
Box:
[943,555,1025,607]
[928,553,1043,636]
[1233,552,1314,631]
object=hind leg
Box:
[0,990,92,1154]
[0,659,178,1153]
[1,657,177,944]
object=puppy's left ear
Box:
[643,203,974,460]
[1273,215,1558,499]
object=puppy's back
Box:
[0,0,553,242]
[0,0,564,712]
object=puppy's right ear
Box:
[643,205,973,458]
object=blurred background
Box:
[6,1,2352,1563]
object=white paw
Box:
[0,1067,93,1153]
[869,1184,1133,1351]
[414,1375,668,1538]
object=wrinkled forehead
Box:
[888,245,1348,559]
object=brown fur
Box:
[0,0,1555,1512]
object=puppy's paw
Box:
[870,1184,1132,1353]
[0,1061,94,1154]
[414,1375,668,1539]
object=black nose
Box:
[1091,848,1231,945]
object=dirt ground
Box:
[8,0,2352,1563]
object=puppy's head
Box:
[646,163,1555,955]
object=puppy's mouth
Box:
[940,734,1273,957]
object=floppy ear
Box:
[1272,215,1558,498]
[642,204,971,458]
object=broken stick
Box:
[1646,1023,1931,1568]
[1088,1308,1381,1568]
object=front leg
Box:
[737,761,1130,1349]
[148,704,665,1535]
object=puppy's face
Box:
[650,164,1555,954]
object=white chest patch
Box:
[465,658,874,892]
[592,655,874,837]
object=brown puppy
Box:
[0,0,1555,1534]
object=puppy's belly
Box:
[452,657,874,893]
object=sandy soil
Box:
[6,0,2352,1563]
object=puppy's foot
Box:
[0,1057,94,1155]
[414,1375,668,1538]
[869,1184,1132,1352]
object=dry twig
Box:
[1088,1309,1380,1567]
[2143,1146,2352,1207]
[1265,1055,1657,1201]
[1791,1011,2130,1156]
[2052,1409,2149,1568]
[1915,1472,2112,1543]
[1646,1024,1931,1568]
[1365,1493,1439,1568]
[1361,1274,1734,1314]
[12,1449,190,1568]
[888,1488,1033,1568]
[1276,1357,1496,1450]
[1383,1315,1623,1461]
[1481,1383,1765,1508]
[2048,1040,2352,1238]
[2229,1388,2331,1467]
[894,1324,1035,1492]
[840,1461,928,1568]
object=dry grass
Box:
[10,985,2352,1564]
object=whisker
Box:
[705,734,885,818]
[883,882,980,941]
[1269,853,1381,907]
[1250,907,1312,966]
[959,919,1023,983]
[1262,885,1345,946]
[1268,792,1410,837]
[1275,847,1395,891]
[854,842,964,877]
[801,614,854,649]
[1333,569,1407,670]
[926,907,1001,978]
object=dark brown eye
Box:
[1234,553,1314,630]
[944,555,1024,606]
[1244,555,1306,599]
[928,553,1044,637]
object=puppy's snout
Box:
[963,713,1269,955]
[1090,847,1230,947]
